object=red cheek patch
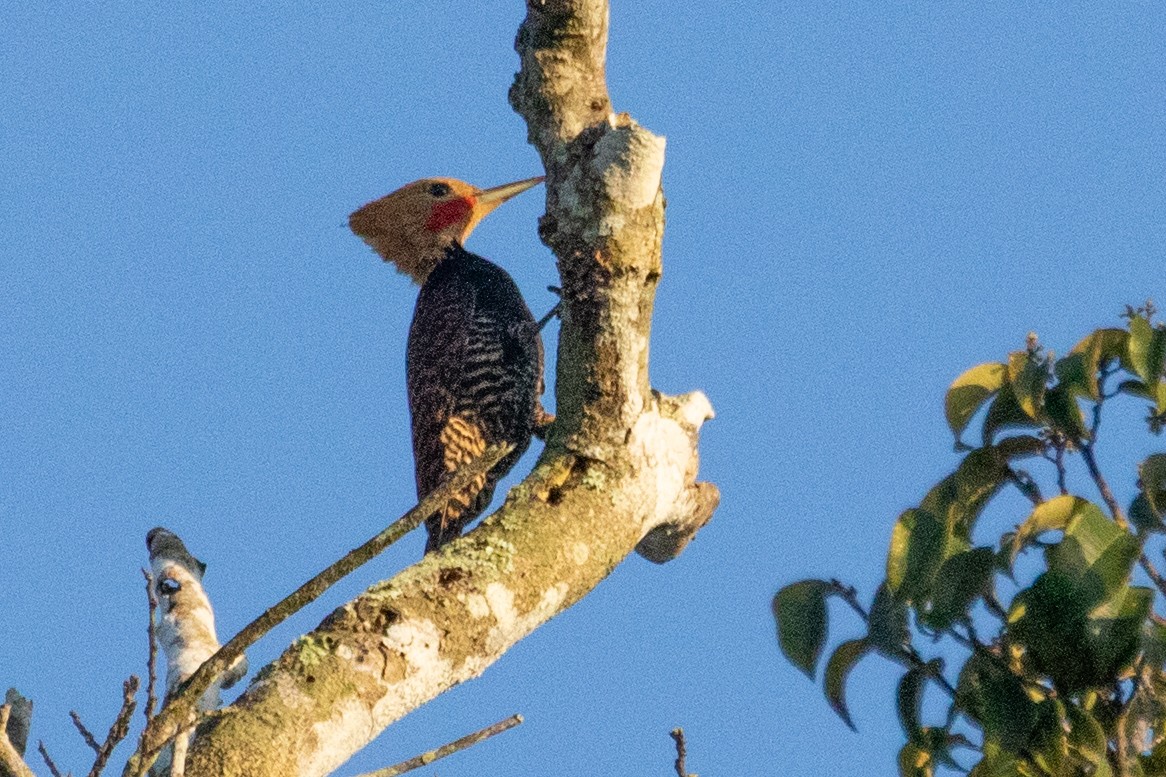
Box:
[425,197,474,233]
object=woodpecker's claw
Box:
[532,405,556,440]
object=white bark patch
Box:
[538,583,569,613]
[303,697,375,777]
[590,121,665,211]
[627,407,697,533]
[675,391,715,429]
[151,559,225,709]
[571,542,591,565]
[463,592,491,619]
[485,582,570,654]
[364,618,453,730]
[484,583,518,629]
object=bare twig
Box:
[828,581,959,700]
[350,714,523,777]
[37,741,64,777]
[126,444,513,777]
[669,728,690,777]
[1081,442,1128,528]
[86,677,139,777]
[1007,469,1044,506]
[1140,553,1166,599]
[70,712,101,755]
[142,569,159,724]
[0,705,36,777]
[536,301,562,331]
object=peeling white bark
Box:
[147,529,247,777]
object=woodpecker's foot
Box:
[532,405,556,440]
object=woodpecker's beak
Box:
[473,175,545,217]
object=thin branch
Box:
[86,677,138,777]
[1080,442,1128,528]
[126,443,513,777]
[0,705,36,777]
[828,581,959,700]
[1007,469,1043,506]
[1140,553,1166,599]
[669,728,690,777]
[141,569,159,724]
[70,712,101,755]
[350,714,523,777]
[37,741,64,777]
[536,301,561,331]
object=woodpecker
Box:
[349,175,549,553]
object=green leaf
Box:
[869,582,909,654]
[1054,351,1093,399]
[1044,385,1088,441]
[1028,700,1069,777]
[946,362,1007,443]
[1131,493,1164,533]
[1140,453,1166,517]
[982,383,1041,446]
[1010,573,1093,692]
[914,447,1011,548]
[1120,378,1156,400]
[922,547,994,631]
[897,665,926,741]
[824,638,872,731]
[1064,703,1108,771]
[1140,619,1166,671]
[1011,495,1095,563]
[967,748,1033,777]
[1060,327,1129,400]
[887,509,949,601]
[995,435,1045,459]
[1143,730,1166,775]
[957,652,1038,752]
[1047,500,1139,600]
[898,741,935,777]
[773,580,830,679]
[1008,350,1049,420]
[1012,509,1144,694]
[951,448,1011,537]
[1129,315,1166,383]
[1087,584,1153,684]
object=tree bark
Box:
[181,2,716,774]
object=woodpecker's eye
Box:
[428,182,451,198]
[159,578,181,596]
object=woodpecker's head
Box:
[349,175,544,284]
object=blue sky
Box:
[2,3,1163,775]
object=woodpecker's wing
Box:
[407,270,476,501]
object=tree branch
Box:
[173,2,716,774]
[85,678,138,777]
[142,569,159,725]
[670,728,691,777]
[128,445,511,776]
[350,714,522,777]
[37,742,63,777]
